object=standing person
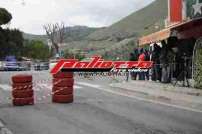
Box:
[127,53,135,81]
[138,48,146,80]
[133,48,139,61]
[160,40,173,83]
[130,49,139,80]
[151,43,162,81]
[144,49,150,80]
[160,40,168,83]
[126,53,135,81]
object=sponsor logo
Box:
[51,56,153,74]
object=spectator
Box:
[160,40,172,83]
[126,53,134,81]
[130,49,139,80]
[151,43,162,82]
[138,48,146,80]
[144,49,150,80]
[129,53,135,61]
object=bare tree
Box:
[43,23,58,54]
[43,22,66,56]
[56,22,66,44]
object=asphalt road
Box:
[0,71,202,134]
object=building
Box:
[138,0,202,87]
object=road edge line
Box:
[78,82,202,114]
[0,121,13,134]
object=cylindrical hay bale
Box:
[53,78,74,87]
[53,72,73,79]
[12,75,32,83]
[12,82,33,90]
[52,94,73,103]
[13,97,34,106]
[52,87,73,95]
[12,74,34,106]
[12,90,34,98]
[52,72,74,103]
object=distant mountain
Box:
[24,0,168,44]
[23,0,168,60]
[63,26,104,42]
[88,0,168,41]
[23,26,103,43]
[23,33,47,42]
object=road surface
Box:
[0,71,202,134]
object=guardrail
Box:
[0,61,50,71]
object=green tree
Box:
[64,49,74,59]
[0,28,24,59]
[0,8,24,59]
[0,8,12,25]
[64,49,85,60]
[6,29,24,57]
[24,40,50,60]
[194,48,202,89]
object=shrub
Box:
[194,48,202,89]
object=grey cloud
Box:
[0,0,154,34]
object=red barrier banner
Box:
[51,56,153,74]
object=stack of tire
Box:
[12,75,34,106]
[52,72,74,103]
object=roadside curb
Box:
[110,84,172,102]
[151,82,202,97]
[113,81,202,97]
[186,92,201,96]
[0,121,13,134]
[161,85,202,97]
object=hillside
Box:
[88,0,168,41]
[23,26,102,43]
[23,0,168,60]
[63,26,103,42]
[23,33,47,42]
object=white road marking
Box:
[2,80,201,113]
[77,82,100,88]
[36,83,83,90]
[0,84,12,91]
[0,121,13,134]
[0,83,83,92]
[77,81,202,114]
[34,88,40,91]
[38,84,52,90]
[0,121,4,127]
[74,85,82,89]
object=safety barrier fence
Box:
[0,61,50,71]
[0,59,195,105]
[0,72,74,106]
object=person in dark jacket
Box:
[151,43,162,81]
[138,48,146,80]
[144,49,150,80]
[160,40,174,83]
[129,52,137,80]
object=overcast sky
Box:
[0,0,154,35]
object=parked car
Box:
[49,59,58,71]
[20,61,31,71]
[4,56,18,71]
[0,61,4,71]
[3,56,26,71]
[34,62,49,71]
